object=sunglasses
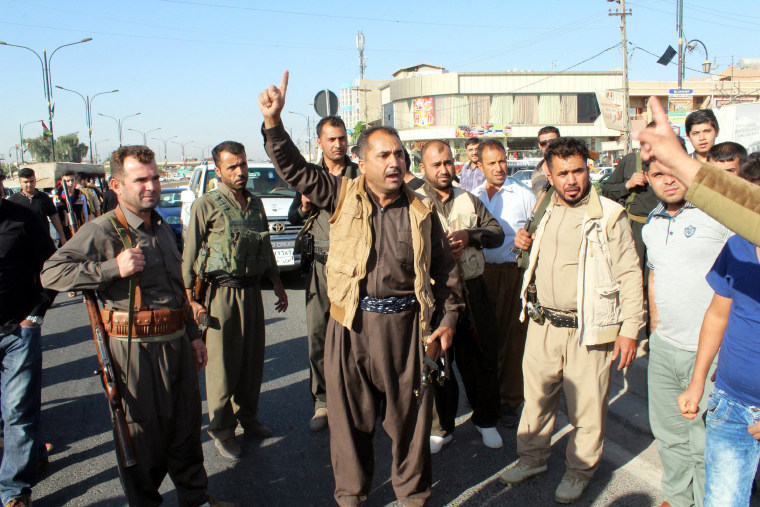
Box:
[538,139,556,147]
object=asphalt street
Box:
[30,273,759,507]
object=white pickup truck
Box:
[180,162,301,271]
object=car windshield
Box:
[159,189,184,208]
[206,168,295,197]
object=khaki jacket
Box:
[326,175,436,341]
[520,186,644,345]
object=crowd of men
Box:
[0,76,758,506]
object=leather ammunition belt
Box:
[101,306,189,340]
[210,275,260,288]
[313,252,328,264]
[359,294,417,314]
[541,307,578,329]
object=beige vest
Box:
[326,175,436,341]
[434,187,485,280]
[520,187,627,346]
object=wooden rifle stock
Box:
[82,290,137,469]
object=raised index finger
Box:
[280,70,289,97]
[648,96,667,128]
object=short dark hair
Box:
[212,141,246,168]
[707,142,747,163]
[420,140,451,161]
[477,139,506,162]
[685,109,719,135]
[76,172,90,183]
[316,116,346,138]
[350,145,358,156]
[61,169,76,178]
[543,137,590,170]
[18,168,35,179]
[642,137,687,172]
[739,152,760,182]
[464,137,480,148]
[110,145,156,182]
[355,125,400,161]
[538,126,560,138]
[404,149,411,172]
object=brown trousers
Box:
[110,336,208,507]
[482,262,528,408]
[325,309,432,507]
[205,284,266,441]
[517,320,614,481]
[306,259,330,410]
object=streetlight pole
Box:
[686,39,711,75]
[127,127,161,145]
[677,0,684,88]
[19,120,44,164]
[1,38,92,161]
[98,112,141,147]
[94,139,110,163]
[152,135,177,163]
[609,0,632,154]
[287,111,312,162]
[55,86,118,163]
[172,140,195,162]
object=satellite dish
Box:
[314,89,339,118]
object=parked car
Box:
[590,166,613,182]
[157,187,185,250]
[181,162,301,271]
[512,169,533,185]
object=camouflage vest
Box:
[194,190,274,277]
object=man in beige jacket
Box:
[502,137,643,504]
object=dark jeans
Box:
[0,325,42,504]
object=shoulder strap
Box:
[624,152,643,209]
[606,205,627,238]
[108,205,142,384]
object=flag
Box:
[42,121,51,140]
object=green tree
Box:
[351,121,365,144]
[26,133,89,162]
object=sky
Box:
[1,0,757,163]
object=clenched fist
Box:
[259,70,289,128]
[116,245,145,278]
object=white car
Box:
[181,162,301,271]
[590,167,613,182]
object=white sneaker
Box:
[475,425,503,449]
[429,434,452,454]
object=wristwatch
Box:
[25,316,44,326]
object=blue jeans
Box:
[0,325,42,505]
[704,388,760,507]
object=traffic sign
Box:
[313,89,339,118]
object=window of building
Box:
[577,93,601,124]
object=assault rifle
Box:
[82,290,137,468]
[512,181,553,269]
[60,180,79,234]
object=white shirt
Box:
[472,178,536,264]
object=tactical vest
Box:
[434,187,485,280]
[193,190,275,278]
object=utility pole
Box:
[677,0,684,88]
[609,0,632,154]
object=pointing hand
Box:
[259,70,289,128]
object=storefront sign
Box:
[596,89,626,131]
[455,124,511,137]
[413,97,435,127]
[668,90,694,138]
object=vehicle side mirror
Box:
[180,189,195,204]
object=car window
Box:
[205,167,295,197]
[159,190,183,208]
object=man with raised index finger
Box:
[260,71,462,507]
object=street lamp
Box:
[94,139,110,163]
[55,86,118,163]
[686,39,711,74]
[152,135,177,163]
[19,119,44,164]
[98,112,141,147]
[172,140,195,162]
[1,38,92,161]
[287,111,312,162]
[127,127,161,145]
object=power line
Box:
[158,0,548,31]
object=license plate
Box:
[274,248,294,266]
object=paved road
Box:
[30,274,759,506]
